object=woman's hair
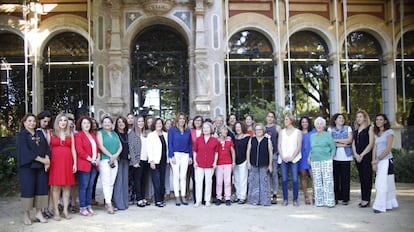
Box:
[374,113,391,135]
[151,118,166,132]
[53,113,71,137]
[314,116,326,128]
[101,114,113,124]
[354,109,370,130]
[37,110,52,120]
[330,113,346,127]
[284,112,296,126]
[133,115,147,137]
[254,123,266,135]
[76,116,93,132]
[192,115,204,129]
[218,126,228,136]
[20,113,37,129]
[298,116,313,131]
[202,121,214,135]
[114,116,127,133]
[175,112,188,131]
[234,121,247,134]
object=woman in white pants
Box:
[193,122,219,207]
[168,113,193,206]
[372,113,398,213]
[97,115,122,214]
[233,121,250,204]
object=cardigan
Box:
[128,130,142,166]
[147,131,169,164]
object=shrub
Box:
[393,148,414,183]
[0,136,18,196]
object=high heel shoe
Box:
[106,204,114,214]
[62,212,72,220]
[359,201,370,208]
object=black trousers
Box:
[333,160,351,202]
[19,167,49,198]
[133,165,144,201]
[151,161,166,203]
[356,153,373,202]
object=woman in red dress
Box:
[48,113,77,220]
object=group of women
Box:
[16,109,399,225]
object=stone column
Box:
[193,0,211,117]
[107,0,125,116]
[329,52,342,115]
[273,51,285,109]
[30,55,43,114]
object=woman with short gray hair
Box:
[310,117,336,207]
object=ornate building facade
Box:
[1,0,413,147]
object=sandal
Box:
[79,209,90,216]
[62,212,72,220]
[305,197,311,205]
[87,208,97,215]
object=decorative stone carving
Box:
[142,0,175,15]
[195,61,209,96]
[108,64,122,99]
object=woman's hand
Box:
[188,159,193,165]
[72,164,77,173]
[133,163,140,168]
[171,157,176,165]
[268,165,273,174]
[150,161,156,170]
[247,162,251,170]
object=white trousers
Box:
[233,161,248,200]
[171,152,189,197]
[194,167,214,203]
[373,159,399,212]
[99,159,118,204]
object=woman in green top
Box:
[310,117,336,207]
[97,115,122,214]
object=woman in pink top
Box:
[215,127,236,206]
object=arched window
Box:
[341,31,382,119]
[285,31,330,118]
[226,30,274,118]
[131,25,189,119]
[397,30,414,126]
[0,32,28,135]
[43,32,91,118]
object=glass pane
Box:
[132,25,188,118]
[341,31,382,120]
[396,30,414,125]
[43,32,91,117]
[285,31,330,118]
[0,33,29,136]
[226,30,274,119]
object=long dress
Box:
[49,135,75,186]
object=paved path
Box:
[1,183,413,232]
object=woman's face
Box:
[235,123,242,135]
[335,115,345,126]
[117,119,126,130]
[245,116,253,126]
[59,116,68,130]
[301,118,309,130]
[194,117,203,129]
[147,118,153,128]
[284,116,292,127]
[375,115,386,128]
[165,120,172,130]
[127,115,135,126]
[155,120,163,131]
[24,116,37,130]
[202,124,211,135]
[315,121,324,132]
[91,120,98,130]
[177,115,186,127]
[255,126,264,137]
[356,113,365,126]
[102,118,113,130]
[137,117,145,129]
[81,119,91,132]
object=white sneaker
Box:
[205,201,211,207]
[194,202,201,208]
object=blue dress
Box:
[298,128,316,172]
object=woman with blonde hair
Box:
[352,109,374,208]
[278,113,302,206]
[48,113,77,220]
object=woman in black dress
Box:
[352,109,374,207]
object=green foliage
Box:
[392,148,414,183]
[234,97,286,124]
[0,137,18,196]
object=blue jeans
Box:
[281,161,299,201]
[78,166,98,209]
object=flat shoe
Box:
[79,209,90,216]
[53,215,61,221]
[35,216,47,223]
